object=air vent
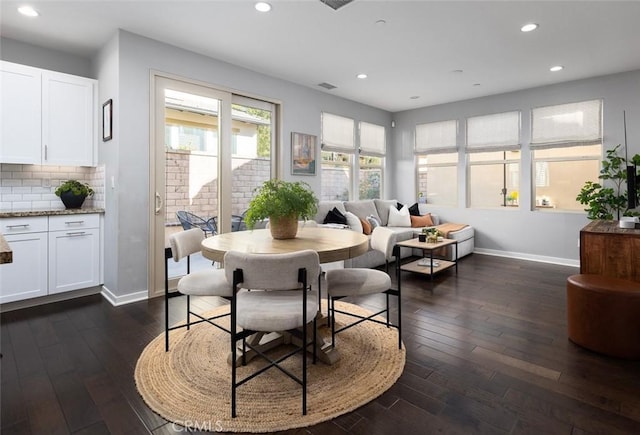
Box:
[318,82,337,90]
[319,0,355,11]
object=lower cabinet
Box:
[0,214,102,304]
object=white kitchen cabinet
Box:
[0,61,97,166]
[0,217,49,304]
[0,213,102,303]
[0,62,42,164]
[48,214,100,294]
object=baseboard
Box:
[473,248,580,268]
[0,286,102,313]
[101,285,148,306]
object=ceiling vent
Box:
[319,0,355,11]
[318,82,337,90]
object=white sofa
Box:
[313,199,474,269]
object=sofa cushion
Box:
[360,217,372,235]
[373,199,397,226]
[344,211,363,233]
[366,215,381,229]
[388,205,411,227]
[345,200,380,222]
[315,201,346,224]
[408,202,421,216]
[410,213,434,227]
[323,207,348,225]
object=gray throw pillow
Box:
[367,214,381,229]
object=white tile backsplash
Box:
[0,164,105,211]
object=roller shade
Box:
[359,121,385,156]
[321,112,355,152]
[466,111,520,152]
[530,99,602,149]
[415,119,458,154]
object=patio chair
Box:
[176,210,217,236]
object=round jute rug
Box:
[135,301,405,433]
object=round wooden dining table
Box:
[201,226,369,263]
[200,226,369,365]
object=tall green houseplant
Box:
[576,144,640,220]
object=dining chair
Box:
[165,228,231,351]
[324,226,402,350]
[224,249,320,418]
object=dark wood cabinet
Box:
[580,220,640,283]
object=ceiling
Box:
[2,0,640,112]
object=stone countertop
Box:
[0,208,105,218]
[0,233,12,264]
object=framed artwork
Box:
[102,99,113,142]
[291,132,316,175]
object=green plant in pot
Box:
[576,144,640,220]
[244,179,318,239]
[55,180,94,209]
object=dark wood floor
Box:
[2,254,640,434]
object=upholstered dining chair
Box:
[324,226,402,350]
[224,249,320,418]
[165,228,232,351]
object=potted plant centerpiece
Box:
[244,179,318,239]
[55,180,94,209]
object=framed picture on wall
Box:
[291,132,316,175]
[102,99,113,142]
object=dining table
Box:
[201,226,369,365]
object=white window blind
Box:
[359,121,385,156]
[415,120,458,153]
[321,112,355,151]
[466,111,520,152]
[531,99,602,148]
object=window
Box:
[415,120,458,206]
[359,122,385,199]
[466,111,521,208]
[531,99,602,210]
[321,112,355,201]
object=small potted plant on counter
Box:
[55,180,94,209]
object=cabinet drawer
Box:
[49,213,99,231]
[0,216,48,234]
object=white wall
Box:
[391,70,640,264]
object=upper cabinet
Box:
[0,61,98,166]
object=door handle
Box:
[155,192,163,215]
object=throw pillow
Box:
[410,213,434,228]
[366,214,381,230]
[344,211,363,234]
[408,202,421,216]
[360,217,372,235]
[396,201,404,210]
[387,205,411,227]
[323,207,347,225]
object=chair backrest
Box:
[169,228,205,262]
[224,249,320,291]
[370,226,395,260]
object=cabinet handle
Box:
[6,224,30,229]
[65,220,85,225]
[66,231,86,236]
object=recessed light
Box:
[375,19,386,25]
[356,73,367,79]
[550,65,564,72]
[18,5,39,17]
[451,69,464,74]
[409,96,420,100]
[255,2,271,12]
[521,23,538,32]
[473,83,481,87]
